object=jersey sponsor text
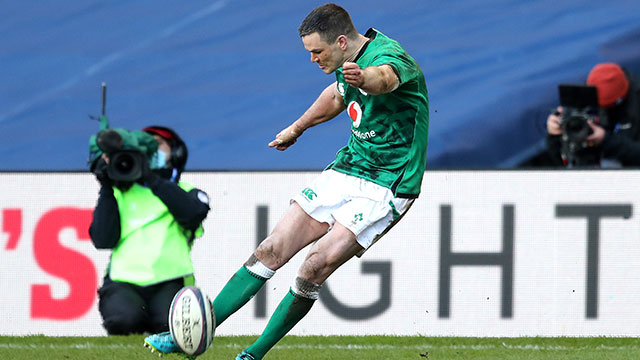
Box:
[351,128,377,140]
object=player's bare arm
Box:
[342,62,399,95]
[269,81,346,151]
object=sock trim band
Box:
[244,254,275,280]
[291,277,322,300]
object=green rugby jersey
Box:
[331,28,429,198]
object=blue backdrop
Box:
[1,0,639,170]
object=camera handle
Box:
[99,82,109,131]
[88,82,110,130]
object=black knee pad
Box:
[102,311,146,335]
[98,280,148,335]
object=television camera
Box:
[88,83,158,182]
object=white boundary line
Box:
[0,342,637,351]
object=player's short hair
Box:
[298,3,358,43]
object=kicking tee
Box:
[332,28,429,198]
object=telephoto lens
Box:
[108,150,144,181]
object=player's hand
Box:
[268,123,303,151]
[342,62,365,88]
[586,121,606,147]
[547,106,563,135]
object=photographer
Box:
[89,126,210,335]
[547,63,640,167]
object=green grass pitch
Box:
[1,335,639,359]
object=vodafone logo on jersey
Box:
[348,101,362,128]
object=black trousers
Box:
[97,276,186,335]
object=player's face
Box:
[302,32,344,74]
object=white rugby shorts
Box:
[292,169,414,256]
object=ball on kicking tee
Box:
[169,286,216,356]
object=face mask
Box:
[150,150,169,169]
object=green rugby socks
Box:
[212,255,275,326]
[243,277,321,359]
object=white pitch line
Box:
[0,343,140,349]
[0,0,228,124]
[0,342,637,351]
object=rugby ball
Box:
[168,286,215,356]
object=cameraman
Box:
[89,126,210,335]
[547,63,640,167]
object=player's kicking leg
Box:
[236,223,363,359]
[234,172,415,359]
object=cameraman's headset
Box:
[142,126,189,178]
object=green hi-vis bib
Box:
[109,182,204,286]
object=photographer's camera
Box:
[560,109,593,145]
[89,127,158,188]
[556,84,600,167]
[87,83,162,187]
[95,129,143,182]
[108,150,145,182]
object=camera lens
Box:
[565,116,587,133]
[561,111,593,144]
[114,153,135,173]
[107,150,143,182]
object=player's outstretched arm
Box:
[342,62,399,95]
[269,82,346,151]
